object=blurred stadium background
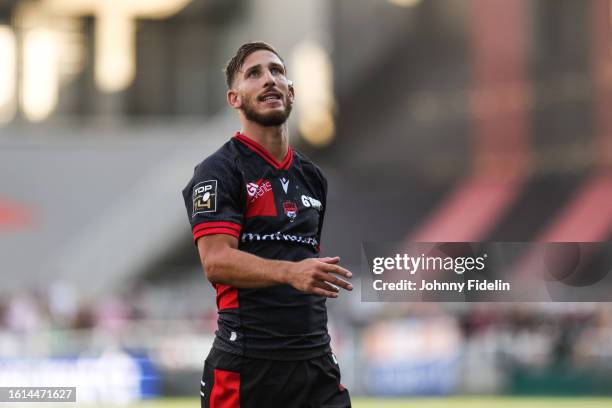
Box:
[1,0,612,406]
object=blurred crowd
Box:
[0,286,143,334]
[460,304,612,369]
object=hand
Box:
[287,256,353,298]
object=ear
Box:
[227,89,241,109]
[287,80,295,104]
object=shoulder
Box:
[293,148,326,182]
[193,140,241,179]
[183,140,243,200]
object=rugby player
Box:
[182,41,352,408]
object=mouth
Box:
[258,90,283,104]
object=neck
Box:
[240,121,289,163]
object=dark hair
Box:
[224,41,284,88]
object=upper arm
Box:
[181,157,245,245]
[197,234,238,266]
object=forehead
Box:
[240,50,284,71]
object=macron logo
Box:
[280,178,289,194]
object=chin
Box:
[263,115,289,127]
[242,103,292,127]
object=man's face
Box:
[229,50,294,127]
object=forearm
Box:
[197,235,352,297]
[204,246,292,288]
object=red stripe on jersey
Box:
[192,222,241,241]
[234,132,293,170]
[278,147,293,170]
[193,228,240,241]
[235,132,280,166]
[193,221,241,233]
[210,368,240,408]
[215,283,239,310]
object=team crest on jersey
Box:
[193,180,217,215]
[282,200,298,222]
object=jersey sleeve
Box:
[182,158,244,244]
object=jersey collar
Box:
[233,132,293,171]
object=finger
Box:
[319,272,353,291]
[312,279,339,293]
[310,286,338,298]
[321,263,353,279]
[319,256,340,265]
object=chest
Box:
[240,166,323,233]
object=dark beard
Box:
[240,95,293,127]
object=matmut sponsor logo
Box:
[241,232,319,248]
[246,179,273,202]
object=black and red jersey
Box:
[182,132,330,360]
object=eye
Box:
[271,66,283,75]
[247,70,260,78]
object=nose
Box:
[262,69,276,86]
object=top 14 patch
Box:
[192,180,217,216]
